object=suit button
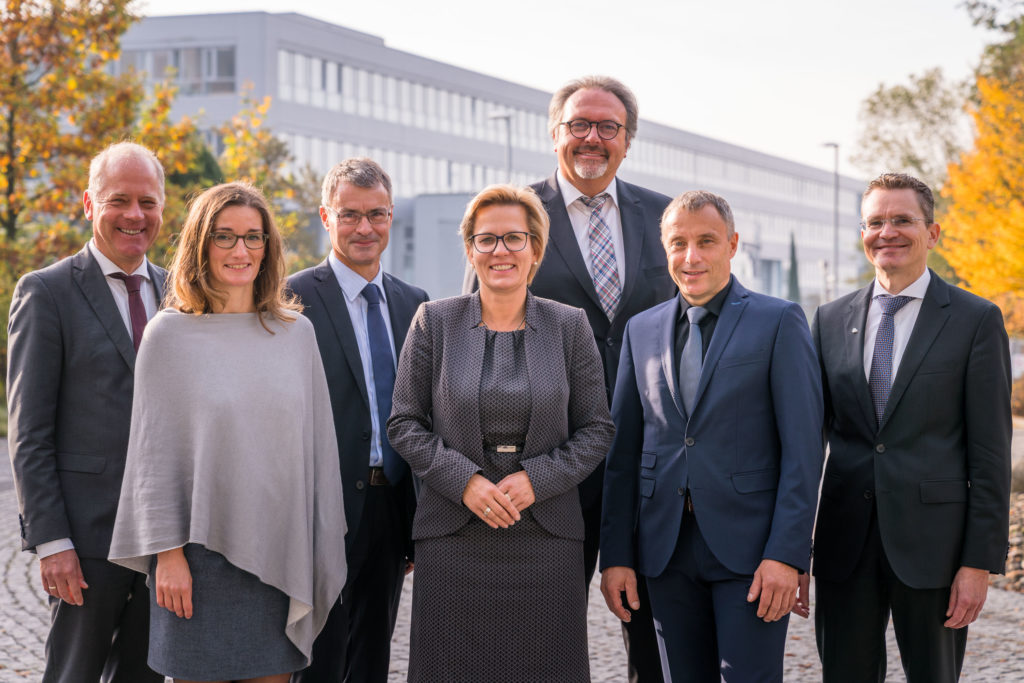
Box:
[863,490,873,499]
[685,437,695,447]
[355,480,365,490]
[361,431,370,440]
[606,338,615,347]
[875,444,885,454]
[678,487,685,496]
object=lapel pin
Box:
[851,328,859,334]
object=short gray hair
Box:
[548,75,639,141]
[88,142,165,200]
[321,157,393,206]
[662,190,736,238]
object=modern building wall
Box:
[121,12,867,303]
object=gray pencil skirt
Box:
[147,543,307,681]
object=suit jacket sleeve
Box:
[7,272,69,550]
[387,303,483,505]
[599,318,643,570]
[961,303,1012,572]
[519,308,614,503]
[764,303,825,571]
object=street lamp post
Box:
[488,110,513,182]
[823,142,840,300]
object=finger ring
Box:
[48,586,57,590]
[484,506,491,516]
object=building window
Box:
[121,46,236,95]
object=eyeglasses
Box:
[324,206,392,226]
[210,231,269,250]
[859,217,928,232]
[561,119,625,140]
[468,232,531,253]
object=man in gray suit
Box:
[464,75,673,681]
[7,142,167,682]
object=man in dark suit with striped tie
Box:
[809,172,1012,682]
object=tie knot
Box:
[687,306,708,325]
[361,283,382,305]
[875,294,913,316]
[578,193,609,211]
[110,272,143,293]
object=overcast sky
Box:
[140,0,997,179]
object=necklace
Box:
[479,310,527,331]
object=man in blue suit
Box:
[600,190,823,681]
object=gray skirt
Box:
[148,543,307,681]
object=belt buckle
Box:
[496,444,518,453]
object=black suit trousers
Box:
[815,507,967,683]
[293,482,407,683]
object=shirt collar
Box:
[88,239,151,279]
[677,277,733,323]
[873,268,930,299]
[328,251,387,304]
[556,169,618,212]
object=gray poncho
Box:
[109,309,346,660]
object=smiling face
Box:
[83,154,164,273]
[466,203,535,298]
[662,205,738,306]
[206,205,265,301]
[861,188,939,290]
[553,87,630,197]
[320,181,392,281]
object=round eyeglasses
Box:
[561,119,625,140]
[324,207,392,226]
[468,232,531,253]
[210,231,269,250]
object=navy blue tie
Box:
[868,294,914,427]
[361,283,406,484]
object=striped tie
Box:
[868,294,914,426]
[578,193,621,320]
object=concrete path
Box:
[3,432,1024,682]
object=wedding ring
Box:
[48,586,57,590]
[484,506,491,516]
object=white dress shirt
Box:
[37,242,159,559]
[556,170,627,285]
[862,269,931,384]
[329,252,396,468]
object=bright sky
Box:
[140,0,997,179]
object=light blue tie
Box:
[361,283,406,484]
[679,306,708,416]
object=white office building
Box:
[120,12,866,302]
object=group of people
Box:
[6,73,1011,683]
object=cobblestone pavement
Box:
[3,434,1024,682]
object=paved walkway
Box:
[3,434,1024,681]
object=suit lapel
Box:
[312,260,370,407]
[383,274,416,352]
[616,181,646,319]
[457,293,487,453]
[658,296,686,417]
[881,273,951,428]
[536,174,604,313]
[148,262,166,308]
[692,278,748,411]
[71,248,137,371]
[842,285,878,433]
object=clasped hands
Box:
[462,472,535,529]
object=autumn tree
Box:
[939,75,1024,334]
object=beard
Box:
[573,154,609,180]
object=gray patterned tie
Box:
[679,306,708,416]
[577,194,621,320]
[868,294,914,427]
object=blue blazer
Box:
[600,277,824,577]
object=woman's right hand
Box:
[156,547,193,619]
[462,473,520,529]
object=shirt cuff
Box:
[37,538,74,558]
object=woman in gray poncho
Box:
[108,183,346,682]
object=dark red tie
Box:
[109,272,148,352]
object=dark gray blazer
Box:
[811,271,1012,588]
[387,292,615,541]
[7,246,165,558]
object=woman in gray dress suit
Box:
[387,184,614,682]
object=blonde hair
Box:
[165,182,299,331]
[460,184,549,285]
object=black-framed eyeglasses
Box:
[468,232,531,253]
[859,217,928,232]
[210,231,269,250]
[324,206,392,226]
[561,119,625,140]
